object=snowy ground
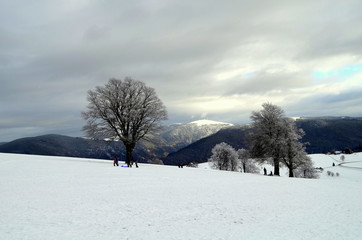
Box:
[1,153,362,240]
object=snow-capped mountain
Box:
[187,119,234,127]
[136,120,234,160]
[160,120,233,147]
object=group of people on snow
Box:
[263,167,273,176]
[113,156,138,168]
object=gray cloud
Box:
[285,87,362,117]
[220,69,310,96]
[1,0,362,141]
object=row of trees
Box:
[82,77,316,177]
[209,103,317,178]
[208,143,259,173]
[248,103,316,177]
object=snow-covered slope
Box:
[159,119,234,150]
[1,153,361,240]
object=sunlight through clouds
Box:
[313,63,362,79]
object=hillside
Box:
[1,117,362,165]
[144,120,234,155]
[164,117,362,165]
[296,117,362,153]
[163,126,247,165]
[0,120,234,162]
[0,134,124,160]
[1,152,361,240]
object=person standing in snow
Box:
[263,167,267,175]
[113,157,119,166]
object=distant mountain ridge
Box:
[0,134,123,160]
[1,117,362,165]
[154,120,233,151]
[162,126,247,165]
[0,120,233,162]
[296,117,362,153]
[163,117,362,165]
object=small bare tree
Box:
[237,148,250,173]
[237,148,259,173]
[279,118,309,177]
[294,158,319,179]
[208,142,238,171]
[82,77,167,167]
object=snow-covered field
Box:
[1,153,362,240]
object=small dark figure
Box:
[113,157,119,166]
[332,162,335,167]
[127,160,139,168]
[269,171,273,176]
[263,167,267,175]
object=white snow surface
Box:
[1,153,362,240]
[188,119,233,126]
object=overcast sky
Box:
[1,0,362,142]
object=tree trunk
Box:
[273,159,280,176]
[125,143,135,167]
[243,163,246,173]
[288,168,294,177]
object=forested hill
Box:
[296,117,362,153]
[162,117,362,165]
[0,134,124,160]
[162,126,248,166]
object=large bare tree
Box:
[247,103,285,176]
[82,77,168,167]
[247,102,310,177]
